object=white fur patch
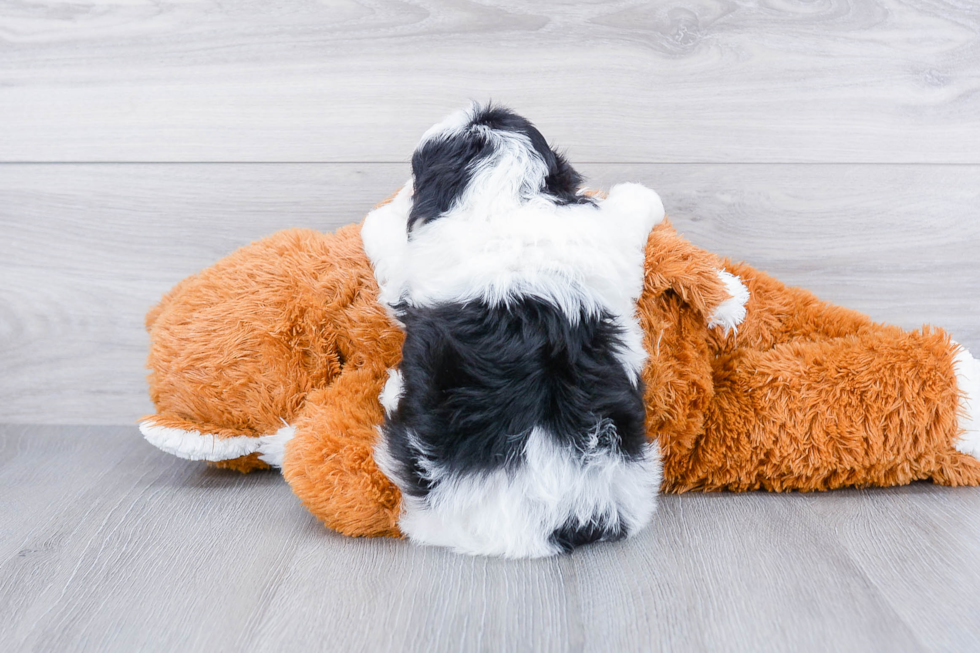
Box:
[141,419,295,468]
[360,182,413,316]
[708,270,749,334]
[417,104,477,146]
[953,344,980,460]
[367,182,664,319]
[378,427,662,559]
[140,420,261,462]
[362,182,665,384]
[257,424,296,467]
[380,368,404,416]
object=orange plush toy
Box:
[141,204,980,537]
[141,121,980,553]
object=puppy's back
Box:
[366,105,664,557]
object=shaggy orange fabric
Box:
[144,215,979,538]
[144,223,405,525]
[145,228,350,440]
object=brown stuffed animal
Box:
[141,198,980,540]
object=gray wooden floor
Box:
[2,1,980,651]
[4,425,980,652]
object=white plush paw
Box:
[953,345,980,460]
[603,183,666,234]
[379,368,404,416]
[140,420,261,461]
[257,424,296,467]
[707,271,749,334]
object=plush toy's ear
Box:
[643,220,749,335]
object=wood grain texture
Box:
[804,485,980,652]
[1,163,977,424]
[3,426,978,652]
[2,0,979,162]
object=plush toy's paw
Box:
[603,183,666,234]
[140,416,295,470]
[140,419,262,462]
[953,345,980,460]
[707,270,750,334]
[257,424,297,467]
[379,368,403,416]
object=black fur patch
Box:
[408,124,494,232]
[382,297,647,499]
[469,105,589,207]
[408,104,591,231]
[549,519,626,554]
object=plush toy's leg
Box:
[666,327,980,492]
[139,414,299,473]
[281,365,401,538]
[642,221,743,328]
[709,261,880,354]
[138,414,269,473]
[953,345,980,459]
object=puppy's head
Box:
[409,103,589,231]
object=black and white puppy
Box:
[361,104,665,558]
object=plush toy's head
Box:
[408,103,591,232]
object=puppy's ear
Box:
[520,122,587,205]
[408,129,490,231]
[542,149,588,205]
[473,105,588,206]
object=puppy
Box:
[361,104,665,558]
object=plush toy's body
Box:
[142,212,980,540]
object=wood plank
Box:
[572,492,921,653]
[581,162,980,348]
[243,493,922,653]
[0,425,311,652]
[1,163,977,424]
[0,425,145,563]
[7,425,971,652]
[804,485,980,650]
[2,0,979,162]
[243,533,577,653]
[0,163,408,425]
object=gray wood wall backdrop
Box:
[1,1,978,424]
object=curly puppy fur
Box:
[363,105,666,557]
